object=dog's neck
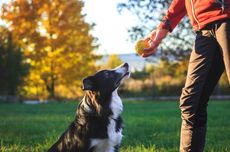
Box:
[110,89,123,119]
[78,91,113,117]
[78,89,123,119]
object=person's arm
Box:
[142,0,187,58]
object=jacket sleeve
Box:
[158,0,187,32]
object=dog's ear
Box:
[82,76,95,91]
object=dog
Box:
[48,63,130,152]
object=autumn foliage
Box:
[1,0,98,99]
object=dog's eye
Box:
[104,71,113,78]
[104,72,109,77]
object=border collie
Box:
[48,63,130,152]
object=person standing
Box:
[142,0,230,151]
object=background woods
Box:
[117,0,229,97]
[0,0,229,101]
[117,0,194,61]
[1,0,98,100]
[0,28,28,97]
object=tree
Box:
[1,0,98,99]
[102,54,123,69]
[117,0,194,60]
[0,27,28,96]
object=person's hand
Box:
[141,28,169,58]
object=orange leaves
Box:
[1,0,98,99]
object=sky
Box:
[83,0,137,55]
[0,0,138,55]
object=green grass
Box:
[0,100,230,152]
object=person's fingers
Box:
[142,46,157,58]
[144,30,157,44]
[141,29,168,58]
[141,40,159,57]
[149,30,156,40]
[143,46,155,52]
[144,37,151,42]
[145,40,159,52]
[141,49,156,57]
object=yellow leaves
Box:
[2,0,98,99]
[55,84,83,99]
[51,34,57,39]
[102,54,123,69]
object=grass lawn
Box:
[0,100,230,152]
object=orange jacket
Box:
[159,0,230,31]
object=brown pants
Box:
[179,19,230,152]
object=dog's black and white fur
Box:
[48,63,130,152]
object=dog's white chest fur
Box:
[90,90,123,152]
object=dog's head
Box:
[82,63,130,93]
